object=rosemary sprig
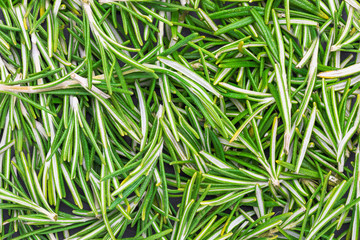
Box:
[0,0,360,239]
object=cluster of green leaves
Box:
[1,0,360,239]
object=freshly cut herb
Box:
[0,0,359,239]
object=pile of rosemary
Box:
[1,0,360,239]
